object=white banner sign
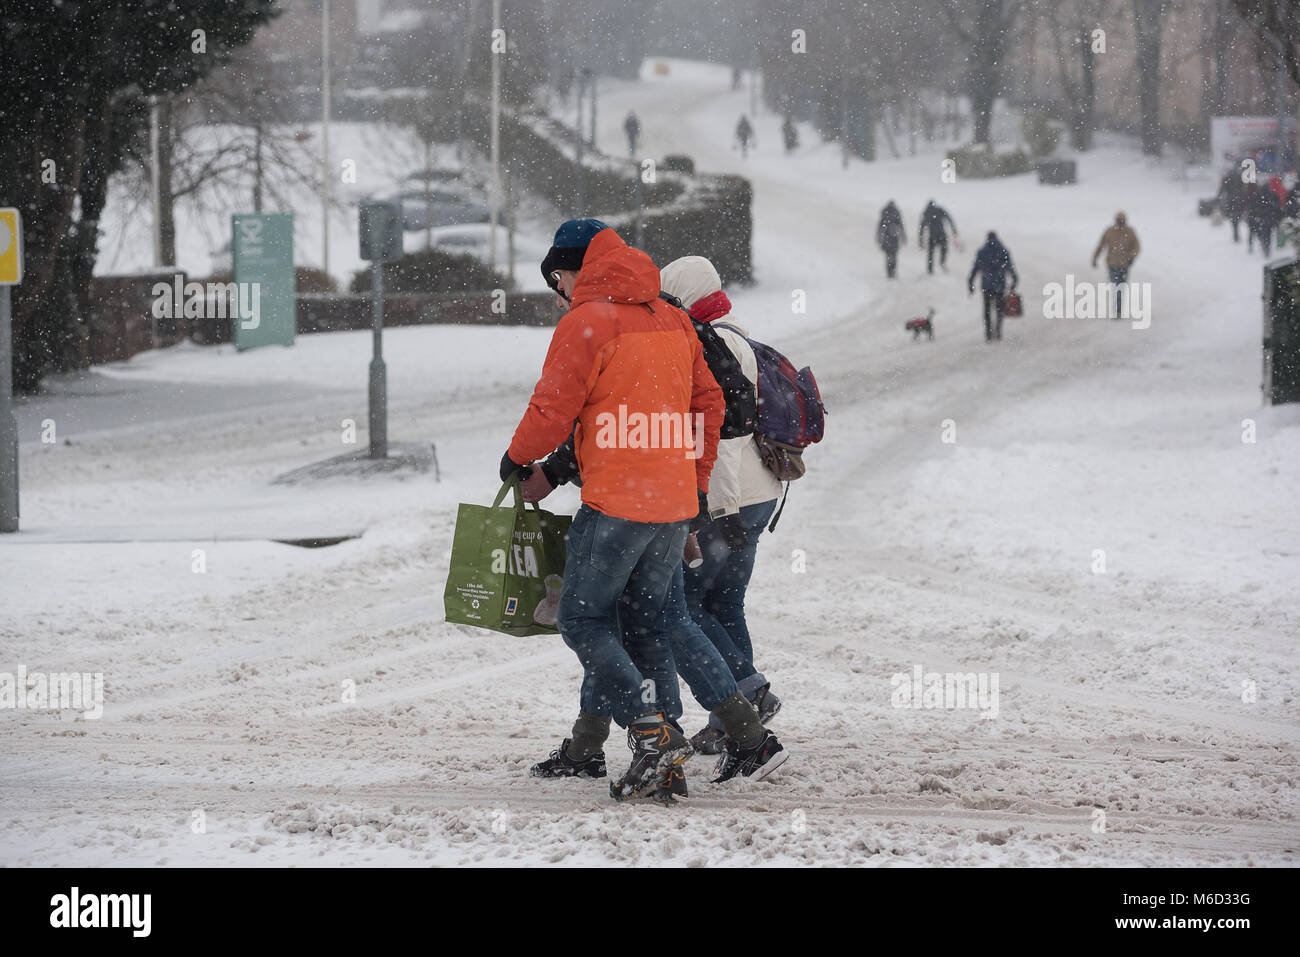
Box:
[1211,116,1293,170]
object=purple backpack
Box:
[716,324,826,498]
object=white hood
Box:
[660,256,721,310]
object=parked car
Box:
[387,187,489,231]
[404,168,462,185]
[429,225,490,256]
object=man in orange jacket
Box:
[500,219,726,800]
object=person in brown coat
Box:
[1092,212,1140,319]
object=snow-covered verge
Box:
[1,60,1296,867]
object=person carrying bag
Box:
[444,474,571,637]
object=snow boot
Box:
[529,738,606,779]
[654,764,689,804]
[610,714,693,802]
[751,683,782,724]
[712,730,788,783]
[689,725,728,756]
[693,682,783,755]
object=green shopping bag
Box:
[443,475,571,636]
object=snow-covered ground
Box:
[2,59,1297,867]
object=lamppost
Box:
[575,69,589,215]
[322,0,332,278]
[489,0,501,273]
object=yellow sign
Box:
[0,209,22,285]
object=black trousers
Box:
[926,235,948,273]
[1248,223,1273,256]
[982,290,1005,341]
[883,244,898,278]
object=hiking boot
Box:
[690,725,728,756]
[712,730,788,784]
[654,765,689,804]
[750,683,782,724]
[529,738,605,779]
[610,715,693,802]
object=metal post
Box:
[1,288,18,532]
[456,0,479,163]
[369,261,387,459]
[490,0,501,274]
[1276,1,1288,173]
[424,139,433,251]
[150,97,163,267]
[575,73,586,215]
[1275,29,1286,193]
[634,159,644,248]
[322,0,332,278]
[253,120,263,213]
[841,75,850,169]
[506,165,516,283]
[589,71,597,149]
[750,41,759,118]
[575,72,585,147]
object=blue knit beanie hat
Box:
[541,218,608,292]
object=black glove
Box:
[540,431,581,488]
[689,490,710,532]
[499,451,532,482]
[540,459,564,488]
[716,514,749,551]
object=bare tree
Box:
[1132,0,1170,155]
[1046,0,1112,150]
[1203,0,1240,119]
[126,45,342,271]
[1231,0,1300,90]
[942,0,1026,146]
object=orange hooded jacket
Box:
[508,228,724,523]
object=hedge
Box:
[466,98,753,284]
[946,143,1033,179]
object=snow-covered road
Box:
[2,60,1297,867]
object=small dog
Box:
[905,308,935,340]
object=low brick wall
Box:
[296,292,560,336]
[88,276,560,358]
[87,272,189,364]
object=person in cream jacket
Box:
[660,255,785,754]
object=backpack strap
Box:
[767,482,790,533]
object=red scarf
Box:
[688,290,731,324]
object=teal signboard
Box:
[232,213,295,350]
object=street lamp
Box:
[322,0,332,278]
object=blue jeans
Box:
[584,562,743,728]
[659,564,741,714]
[558,505,686,728]
[683,500,777,683]
[1107,266,1128,317]
[576,591,681,727]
